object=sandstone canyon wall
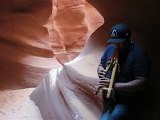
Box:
[0,0,103,89]
[0,0,54,89]
[0,0,160,119]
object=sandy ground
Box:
[0,88,43,120]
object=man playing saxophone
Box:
[96,23,150,120]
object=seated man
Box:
[96,23,150,120]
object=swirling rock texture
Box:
[0,0,54,89]
[30,1,104,119]
[0,0,103,89]
[0,0,160,119]
[0,0,104,118]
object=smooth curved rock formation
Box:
[0,0,55,89]
[30,53,105,120]
[0,0,103,89]
[47,0,104,63]
[30,0,105,119]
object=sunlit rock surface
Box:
[30,0,105,119]
[0,0,103,89]
[30,53,104,120]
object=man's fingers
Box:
[98,83,109,86]
[98,70,107,74]
[100,69,106,72]
[96,85,108,89]
[98,72,106,75]
[99,79,110,82]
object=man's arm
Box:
[114,76,145,92]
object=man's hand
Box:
[98,79,110,87]
[93,78,110,95]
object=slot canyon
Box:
[0,0,159,120]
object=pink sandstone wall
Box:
[0,0,159,119]
[0,0,103,89]
[0,0,54,89]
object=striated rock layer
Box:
[0,0,103,89]
[0,0,55,89]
